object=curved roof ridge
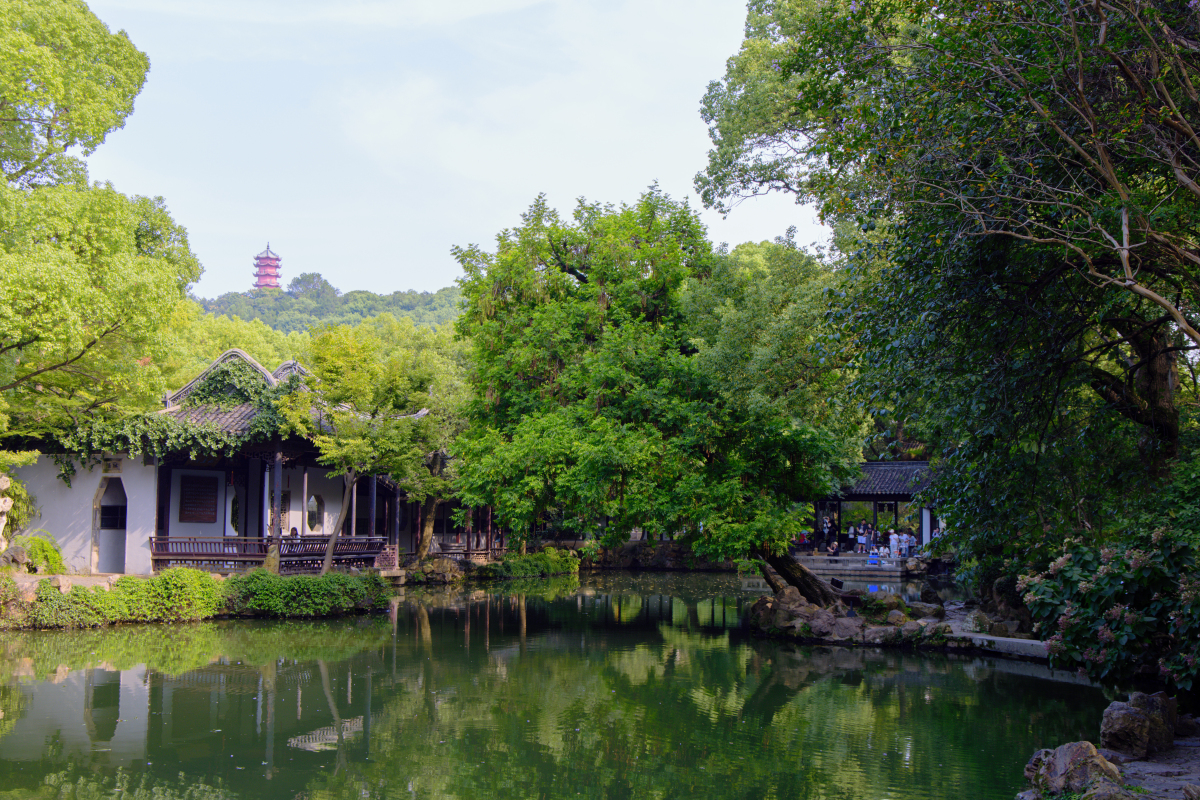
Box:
[165,348,277,407]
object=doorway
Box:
[97,478,127,574]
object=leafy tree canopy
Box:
[452,190,858,567]
[0,0,148,188]
[201,277,461,334]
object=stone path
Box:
[1116,738,1200,799]
[940,601,1050,660]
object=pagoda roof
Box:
[255,243,280,260]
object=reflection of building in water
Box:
[0,666,150,767]
[286,716,363,751]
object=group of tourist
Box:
[812,516,921,559]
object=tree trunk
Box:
[757,562,787,593]
[321,472,356,575]
[415,495,437,560]
[752,545,839,606]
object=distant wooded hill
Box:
[199,272,462,333]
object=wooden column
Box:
[392,487,402,546]
[486,506,493,557]
[301,467,309,534]
[272,443,283,539]
[368,475,377,538]
[465,507,473,557]
[414,500,421,551]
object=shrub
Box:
[223,569,390,617]
[1023,531,1200,689]
[25,568,223,629]
[10,531,66,574]
[475,549,581,580]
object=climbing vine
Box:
[47,369,304,484]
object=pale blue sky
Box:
[85,0,827,298]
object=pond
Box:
[0,572,1109,800]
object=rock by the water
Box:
[864,625,897,644]
[1029,741,1122,796]
[831,616,864,642]
[1184,785,1200,800]
[907,601,945,620]
[886,609,907,625]
[990,619,1021,637]
[809,609,836,637]
[776,585,803,608]
[1080,779,1137,799]
[772,606,796,629]
[867,591,902,611]
[47,575,71,594]
[900,620,922,638]
[1101,701,1152,758]
[919,582,942,604]
[1,546,28,567]
[1178,714,1200,737]
[963,609,992,633]
[1127,692,1176,754]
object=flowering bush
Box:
[1022,531,1200,688]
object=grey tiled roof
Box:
[163,402,259,434]
[841,461,930,497]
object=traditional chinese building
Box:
[253,244,282,289]
[13,349,496,575]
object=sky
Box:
[84,0,828,299]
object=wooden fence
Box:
[148,536,387,575]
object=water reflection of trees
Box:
[0,586,1107,800]
[303,598,1104,800]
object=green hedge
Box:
[5,567,391,629]
[223,569,390,617]
[474,549,580,580]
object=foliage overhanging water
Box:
[0,572,1108,799]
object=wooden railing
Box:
[148,536,387,575]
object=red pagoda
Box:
[253,244,282,289]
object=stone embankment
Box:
[748,584,1045,659]
[1017,691,1200,799]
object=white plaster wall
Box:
[168,469,228,539]
[285,469,345,536]
[13,454,156,575]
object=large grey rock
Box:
[1101,701,1151,758]
[46,575,71,594]
[864,625,898,644]
[772,606,796,629]
[963,609,992,633]
[1029,741,1122,796]
[867,591,902,611]
[809,609,836,637]
[830,616,864,642]
[900,620,923,638]
[776,585,803,608]
[1080,779,1137,800]
[1128,691,1176,754]
[920,582,942,604]
[1177,714,1200,737]
[1,546,28,567]
[886,609,907,625]
[907,601,945,620]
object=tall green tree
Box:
[454,191,855,602]
[0,0,148,188]
[699,0,1200,346]
[0,2,199,461]
[279,316,467,571]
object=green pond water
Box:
[0,572,1109,800]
